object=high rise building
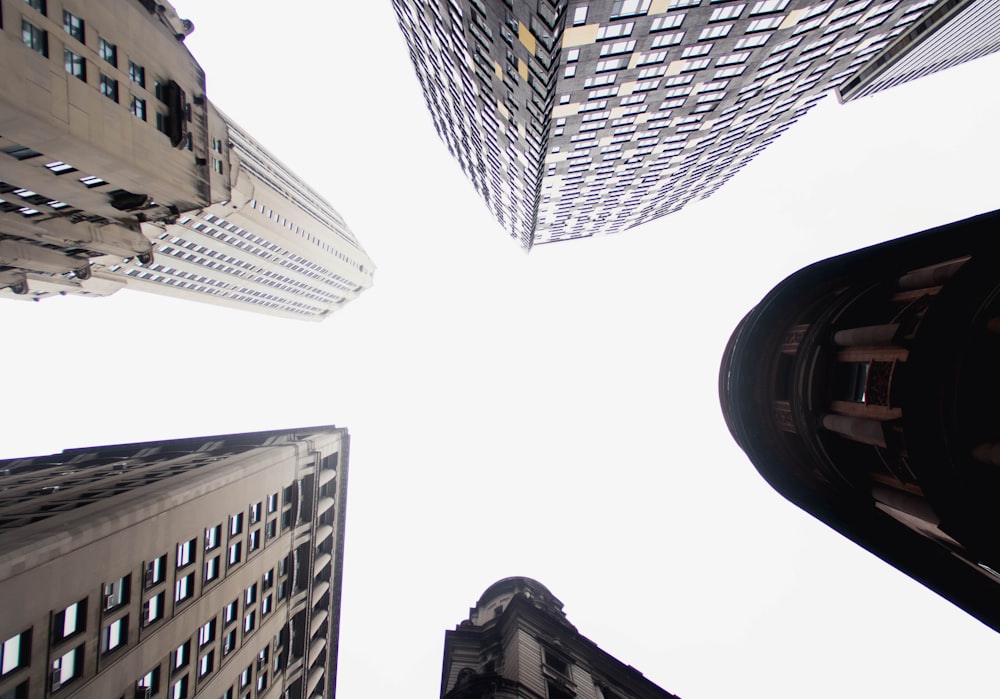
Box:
[441,577,681,699]
[1,1,373,319]
[719,209,1000,633]
[0,426,349,699]
[838,0,1000,100]
[393,0,974,247]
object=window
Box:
[129,60,145,87]
[205,555,220,582]
[266,493,278,514]
[51,646,82,690]
[249,503,261,524]
[261,595,273,617]
[243,611,255,635]
[248,530,260,552]
[21,20,48,56]
[229,513,243,536]
[24,0,47,14]
[64,50,86,81]
[145,555,166,588]
[173,641,189,670]
[265,520,277,540]
[1,630,30,676]
[102,616,127,654]
[222,629,236,657]
[130,95,147,120]
[257,672,268,692]
[651,31,684,47]
[239,666,251,689]
[699,24,732,39]
[245,584,257,606]
[834,361,870,402]
[53,600,85,641]
[62,11,84,40]
[198,651,214,677]
[104,575,130,610]
[572,6,588,24]
[228,542,242,566]
[143,592,165,626]
[98,37,116,66]
[223,600,238,626]
[710,3,745,20]
[175,573,194,603]
[611,0,651,16]
[99,74,118,102]
[198,620,216,647]
[136,667,160,695]
[205,525,222,551]
[599,39,636,55]
[547,680,574,699]
[682,44,712,57]
[735,33,770,48]
[751,0,790,12]
[746,16,784,31]
[596,21,634,40]
[650,13,684,30]
[177,539,195,568]
[170,675,188,699]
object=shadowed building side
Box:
[719,209,1000,632]
[442,577,682,699]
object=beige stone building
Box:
[0,426,349,699]
[1,0,373,319]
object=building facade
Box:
[1,0,373,319]
[0,426,349,699]
[442,577,681,699]
[719,209,1000,632]
[838,0,1000,100]
[394,0,956,247]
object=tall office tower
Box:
[441,577,681,699]
[0,426,349,699]
[838,0,1000,100]
[394,0,954,247]
[719,209,1000,633]
[1,1,373,319]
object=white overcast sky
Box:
[3,2,1000,698]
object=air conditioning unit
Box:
[50,670,63,691]
[144,569,155,587]
[105,593,117,610]
[134,687,152,699]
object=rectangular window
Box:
[143,592,164,626]
[249,503,262,524]
[651,31,684,47]
[222,629,236,657]
[21,20,48,56]
[265,519,277,540]
[710,3,745,20]
[100,74,118,102]
[136,667,160,695]
[129,60,145,87]
[595,21,634,40]
[611,0,651,16]
[175,573,194,603]
[650,13,684,30]
[699,24,732,40]
[198,620,216,647]
[1,630,31,676]
[599,39,636,55]
[230,513,243,536]
[228,542,242,566]
[751,0,790,12]
[104,575,130,610]
[572,6,588,24]
[173,641,189,670]
[98,37,117,66]
[266,493,278,514]
[145,555,166,588]
[177,539,195,568]
[243,611,255,635]
[102,616,127,654]
[62,11,84,41]
[261,594,273,618]
[224,601,238,626]
[205,555,220,582]
[170,675,187,699]
[53,600,86,641]
[244,584,257,606]
[248,530,260,552]
[25,0,47,14]
[130,95,147,121]
[64,49,86,81]
[198,651,214,677]
[746,16,784,31]
[51,646,82,690]
[205,525,221,551]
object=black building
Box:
[720,209,1000,632]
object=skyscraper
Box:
[393,0,967,247]
[1,0,373,319]
[441,577,681,699]
[0,426,349,698]
[838,0,1000,100]
[719,209,1000,632]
